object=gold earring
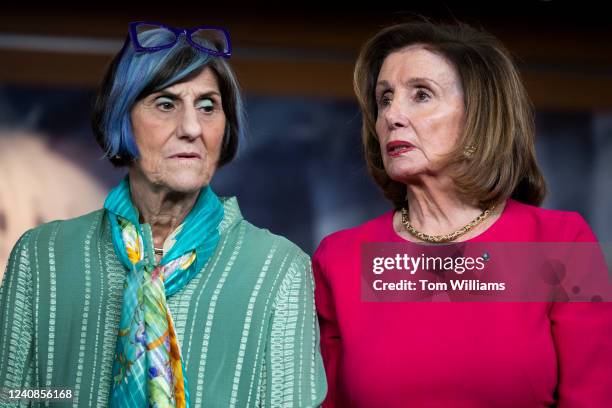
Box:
[464,145,476,158]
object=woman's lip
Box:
[169,153,201,159]
[386,141,415,157]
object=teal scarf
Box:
[105,177,224,407]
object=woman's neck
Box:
[128,171,199,251]
[394,175,503,242]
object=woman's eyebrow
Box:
[196,91,222,99]
[375,80,391,90]
[376,77,441,91]
[154,91,180,100]
[154,90,222,100]
[404,77,441,89]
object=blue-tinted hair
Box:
[92,28,245,167]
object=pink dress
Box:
[313,199,612,407]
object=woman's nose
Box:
[178,107,202,140]
[384,98,409,129]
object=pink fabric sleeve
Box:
[313,237,342,408]
[550,213,612,407]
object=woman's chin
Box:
[385,164,426,183]
[163,175,211,194]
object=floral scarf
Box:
[105,177,223,407]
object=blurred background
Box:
[1,4,611,277]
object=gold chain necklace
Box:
[400,206,495,243]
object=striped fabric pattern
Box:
[0,197,327,407]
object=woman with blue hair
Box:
[0,22,326,407]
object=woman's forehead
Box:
[378,45,460,88]
[162,67,220,96]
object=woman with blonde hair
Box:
[314,21,612,407]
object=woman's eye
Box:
[378,94,392,108]
[155,97,175,111]
[197,98,215,113]
[415,89,431,102]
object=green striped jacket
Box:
[0,197,326,407]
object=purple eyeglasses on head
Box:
[128,21,232,58]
